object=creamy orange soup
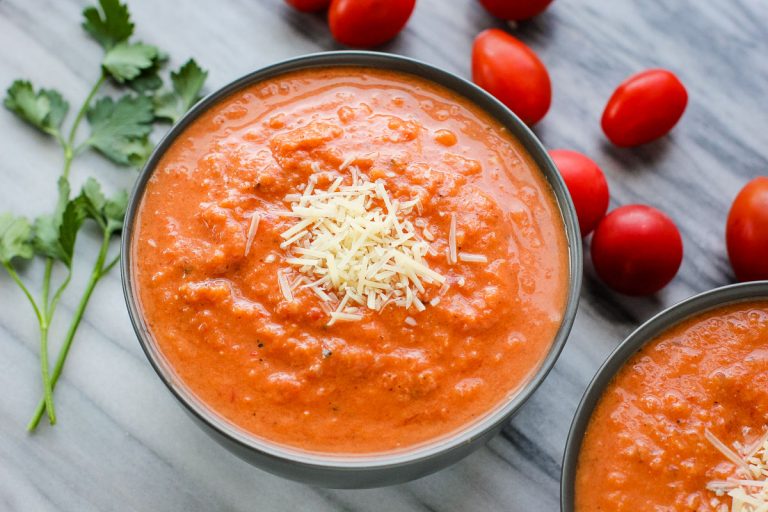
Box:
[576,301,768,511]
[133,67,569,453]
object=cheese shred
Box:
[279,162,446,325]
[277,270,293,302]
[448,213,458,265]
[706,429,768,511]
[458,252,488,263]
[244,212,261,256]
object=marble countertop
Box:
[1,0,766,510]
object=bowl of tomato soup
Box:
[122,51,581,487]
[562,281,768,511]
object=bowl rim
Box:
[121,50,583,472]
[560,280,768,510]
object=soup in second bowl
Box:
[576,301,768,511]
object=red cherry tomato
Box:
[726,177,768,281]
[285,0,331,12]
[549,149,610,237]
[328,0,415,48]
[601,69,688,147]
[591,205,683,296]
[478,0,554,20]
[472,29,551,125]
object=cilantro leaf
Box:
[154,59,208,123]
[82,177,106,212]
[152,90,179,122]
[171,59,207,112]
[102,42,159,83]
[79,178,128,234]
[85,94,154,166]
[33,214,64,261]
[32,178,85,267]
[104,191,128,233]
[114,137,154,167]
[53,176,71,219]
[33,177,71,252]
[4,81,69,136]
[126,52,168,93]
[33,200,85,268]
[127,71,163,93]
[82,0,134,50]
[0,213,34,264]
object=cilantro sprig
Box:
[2,0,207,431]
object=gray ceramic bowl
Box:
[121,51,582,488]
[561,280,768,510]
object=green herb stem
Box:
[41,258,52,316]
[72,141,91,158]
[56,72,104,181]
[38,258,57,424]
[27,229,112,432]
[66,73,105,153]
[62,147,75,180]
[36,268,73,424]
[48,271,72,323]
[1,262,42,324]
[38,323,56,424]
[51,131,67,151]
[102,251,120,275]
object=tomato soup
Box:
[133,67,569,453]
[576,302,768,511]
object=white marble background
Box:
[0,0,766,510]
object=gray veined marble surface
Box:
[0,0,766,510]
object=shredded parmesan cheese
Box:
[458,252,488,263]
[338,154,356,171]
[707,430,754,477]
[328,311,364,324]
[277,270,293,302]
[448,213,458,264]
[244,212,260,256]
[279,163,445,325]
[706,429,768,511]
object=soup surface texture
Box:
[576,301,768,511]
[133,67,568,453]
